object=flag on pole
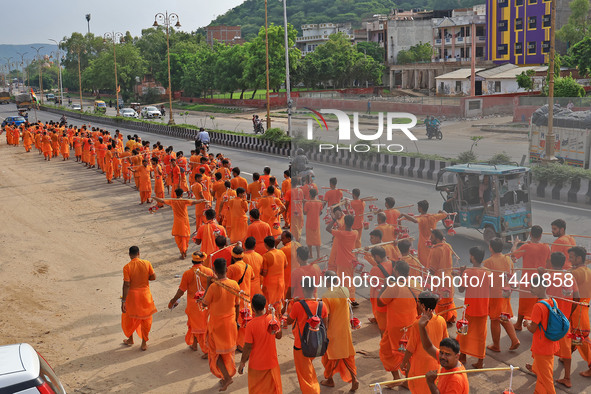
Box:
[117,85,121,93]
[30,88,39,104]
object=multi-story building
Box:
[204,25,244,46]
[295,23,354,56]
[385,10,439,64]
[432,5,487,62]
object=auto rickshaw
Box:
[436,163,532,242]
[94,100,107,113]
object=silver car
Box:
[140,106,161,119]
[120,108,138,118]
[0,343,66,393]
[71,103,82,111]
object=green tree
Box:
[557,0,591,48]
[516,69,535,92]
[215,44,251,99]
[356,41,385,63]
[397,42,433,64]
[60,32,108,91]
[181,45,218,98]
[570,36,591,77]
[554,75,585,97]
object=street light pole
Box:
[16,52,27,92]
[49,39,64,106]
[104,32,123,116]
[2,57,12,92]
[265,0,271,131]
[280,0,291,136]
[544,0,558,163]
[31,46,45,104]
[154,11,180,125]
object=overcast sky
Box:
[1,0,246,45]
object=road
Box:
[2,102,590,393]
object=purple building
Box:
[486,0,551,65]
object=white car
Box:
[71,103,81,111]
[120,108,138,118]
[140,106,161,119]
[0,343,66,393]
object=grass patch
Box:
[173,102,242,114]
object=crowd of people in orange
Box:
[3,118,591,393]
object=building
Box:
[432,5,487,62]
[295,23,354,56]
[204,25,243,46]
[385,10,438,64]
[435,67,485,95]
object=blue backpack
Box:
[537,299,570,341]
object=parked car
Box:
[2,116,26,128]
[71,103,82,111]
[45,93,55,101]
[120,108,138,118]
[141,106,161,119]
[0,343,66,393]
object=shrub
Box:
[260,127,290,143]
[488,152,512,165]
[457,151,478,163]
[531,163,591,184]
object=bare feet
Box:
[580,368,591,377]
[190,342,198,351]
[350,379,360,392]
[122,338,134,346]
[509,341,520,350]
[140,341,148,351]
[513,323,522,332]
[368,317,377,324]
[201,353,208,359]
[525,363,535,375]
[556,378,572,387]
[320,378,335,387]
[487,345,501,352]
[471,361,483,369]
[219,378,233,391]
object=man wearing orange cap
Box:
[121,246,157,351]
[168,251,212,358]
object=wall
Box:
[180,96,286,109]
[436,79,470,96]
[387,19,432,64]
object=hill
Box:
[209,0,485,40]
[0,44,57,62]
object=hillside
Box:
[209,0,485,40]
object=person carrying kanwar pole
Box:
[367,247,393,334]
[524,280,560,393]
[219,181,237,229]
[195,208,227,267]
[154,189,198,260]
[375,212,397,243]
[319,270,359,392]
[200,258,240,392]
[227,187,249,243]
[257,185,285,237]
[130,149,142,189]
[416,309,469,394]
[304,187,323,259]
[130,159,152,204]
[247,172,264,203]
[362,229,401,266]
[427,229,454,274]
[400,200,448,266]
[192,173,211,231]
[121,246,157,351]
[226,246,255,352]
[457,246,490,369]
[244,237,264,296]
[120,147,132,184]
[279,230,296,299]
[400,290,449,394]
[247,209,272,255]
[326,214,359,306]
[510,224,551,331]
[281,170,292,229]
[230,167,248,191]
[261,235,287,317]
[286,281,329,394]
[167,251,212,359]
[549,218,577,269]
[377,260,419,387]
[237,293,283,394]
[483,237,520,353]
[349,188,366,249]
[291,246,323,300]
[568,246,591,378]
[383,196,401,229]
[323,177,343,208]
[151,157,165,207]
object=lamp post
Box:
[153,11,180,125]
[104,32,123,116]
[279,0,291,136]
[2,57,12,91]
[264,0,271,131]
[544,0,558,163]
[16,52,27,92]
[49,39,64,106]
[31,46,45,104]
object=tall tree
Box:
[569,36,591,76]
[557,0,591,48]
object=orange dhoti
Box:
[248,365,282,394]
[379,326,405,371]
[184,303,209,353]
[408,353,441,394]
[532,353,555,394]
[518,294,537,320]
[457,315,487,359]
[571,301,591,367]
[174,236,190,255]
[291,213,303,242]
[321,353,356,383]
[436,297,457,323]
[336,263,355,301]
[121,287,157,341]
[207,314,237,379]
[489,298,513,320]
[294,348,320,394]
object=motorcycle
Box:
[254,121,265,135]
[426,122,443,140]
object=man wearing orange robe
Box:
[42,132,52,161]
[191,173,210,230]
[525,283,560,394]
[246,209,272,255]
[350,188,366,249]
[511,225,551,330]
[291,246,323,299]
[324,177,343,207]
[550,218,576,269]
[383,196,401,228]
[400,291,449,394]
[227,188,249,243]
[286,283,329,394]
[320,271,359,392]
[22,128,32,152]
[230,167,248,191]
[427,229,454,274]
[238,294,282,394]
[569,246,591,378]
[151,157,165,207]
[326,214,358,304]
[261,236,287,315]
[168,251,212,358]
[400,200,447,266]
[104,145,114,183]
[154,189,198,259]
[219,181,236,229]
[227,246,255,350]
[244,237,264,296]
[195,209,227,266]
[280,230,297,299]
[202,258,240,392]
[247,172,264,203]
[211,172,226,217]
[458,246,490,369]
[377,260,418,383]
[367,247,393,334]
[131,150,142,189]
[483,237,520,353]
[257,186,285,237]
[60,132,70,160]
[132,159,152,204]
[281,170,292,228]
[96,138,107,172]
[375,213,397,243]
[304,188,323,259]
[121,246,157,351]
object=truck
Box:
[0,91,9,104]
[15,93,32,110]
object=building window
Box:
[495,81,501,92]
[543,14,551,28]
[497,43,509,55]
[542,40,550,53]
[498,20,508,31]
[528,0,537,4]
[456,81,462,92]
[528,41,537,54]
[498,0,508,7]
[528,16,537,29]
[515,18,523,30]
[476,46,484,57]
[515,42,523,54]
[516,0,523,5]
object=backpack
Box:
[297,300,329,358]
[537,299,570,341]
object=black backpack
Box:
[297,300,329,358]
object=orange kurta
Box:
[247,220,272,255]
[245,314,282,394]
[416,213,447,265]
[121,258,157,341]
[304,200,323,246]
[244,250,264,296]
[483,253,514,319]
[512,242,550,319]
[179,264,213,351]
[262,249,287,311]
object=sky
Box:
[0,0,246,45]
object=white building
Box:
[295,23,354,56]
[435,68,484,95]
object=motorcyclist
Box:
[291,148,313,179]
[425,116,441,138]
[60,114,67,124]
[253,115,263,133]
[195,127,210,151]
